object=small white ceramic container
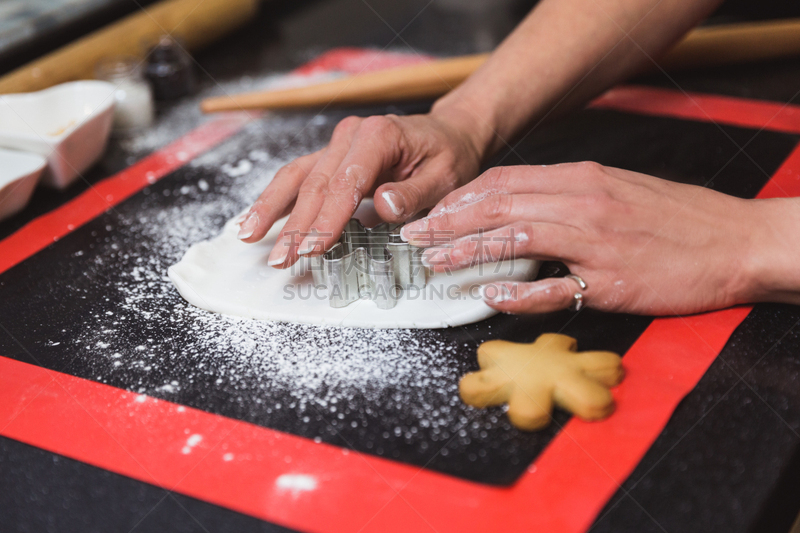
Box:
[0,81,115,189]
[95,57,155,133]
[0,148,46,221]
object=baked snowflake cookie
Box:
[459,333,625,431]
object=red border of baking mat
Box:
[592,85,800,135]
[2,48,800,533]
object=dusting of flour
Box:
[65,112,513,463]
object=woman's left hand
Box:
[401,162,770,316]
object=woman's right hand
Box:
[237,106,490,269]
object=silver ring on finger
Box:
[565,274,587,312]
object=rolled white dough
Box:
[168,200,539,329]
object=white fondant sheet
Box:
[169,201,539,329]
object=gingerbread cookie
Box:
[459,333,624,431]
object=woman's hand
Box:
[401,162,786,316]
[238,108,488,268]
[235,0,728,272]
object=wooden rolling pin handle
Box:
[0,0,258,95]
[200,53,490,113]
[200,18,800,114]
[661,18,800,70]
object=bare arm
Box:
[241,0,724,267]
[434,0,724,158]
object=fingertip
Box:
[376,174,439,223]
[296,231,330,256]
[296,237,314,256]
[479,284,492,302]
[267,237,290,267]
[399,217,429,245]
[420,248,434,268]
[379,190,405,219]
[237,213,259,241]
[481,282,516,305]
[420,245,456,270]
[267,250,288,267]
[482,278,577,314]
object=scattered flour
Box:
[182,433,203,454]
[65,112,511,463]
[429,190,499,218]
[117,71,341,157]
[275,473,318,494]
[50,56,542,475]
[221,159,253,177]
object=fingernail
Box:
[421,248,437,268]
[421,245,454,268]
[236,212,249,224]
[237,213,259,240]
[400,218,428,243]
[296,236,316,256]
[381,190,404,217]
[267,241,289,266]
[481,283,514,303]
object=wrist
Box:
[430,93,500,164]
[740,198,800,304]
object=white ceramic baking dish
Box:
[0,148,46,221]
[0,80,115,189]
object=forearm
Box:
[744,198,800,306]
[431,0,723,159]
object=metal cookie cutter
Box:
[310,219,426,309]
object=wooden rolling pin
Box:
[660,17,800,70]
[201,17,800,113]
[0,0,258,94]
[202,53,490,113]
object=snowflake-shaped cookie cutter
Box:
[310,219,426,309]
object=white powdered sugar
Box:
[429,189,499,218]
[117,71,342,157]
[65,109,497,458]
